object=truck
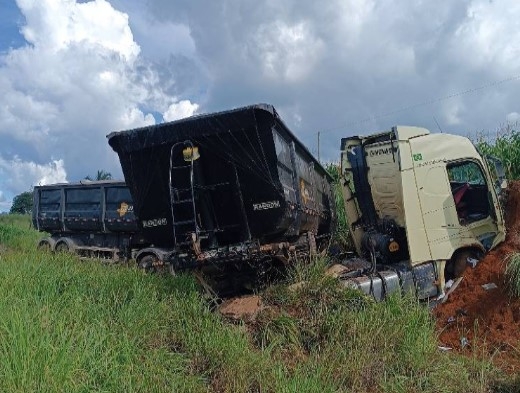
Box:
[107,104,336,283]
[35,103,505,301]
[32,180,149,260]
[108,104,506,299]
[338,126,506,299]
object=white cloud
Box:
[442,99,464,126]
[453,0,520,72]
[253,21,324,82]
[0,0,199,203]
[17,0,140,61]
[2,0,520,207]
[120,107,156,128]
[163,100,199,121]
[0,156,67,193]
[507,112,520,123]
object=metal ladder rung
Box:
[173,219,196,226]
[171,165,191,170]
[172,199,193,204]
[172,187,192,193]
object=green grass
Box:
[0,215,517,392]
[505,252,520,297]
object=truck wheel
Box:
[37,240,52,252]
[138,255,163,273]
[446,249,480,280]
[55,241,70,253]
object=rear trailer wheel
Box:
[137,255,165,274]
[37,240,52,252]
[55,241,70,253]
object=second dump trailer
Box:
[33,180,149,260]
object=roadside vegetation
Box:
[505,252,520,298]
[474,122,520,180]
[0,215,517,392]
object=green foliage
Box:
[325,162,352,251]
[0,216,516,392]
[9,191,33,215]
[474,122,520,180]
[325,162,340,183]
[0,215,40,250]
[85,169,113,181]
[262,260,506,393]
[505,252,520,298]
[0,225,206,392]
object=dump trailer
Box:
[339,126,506,300]
[33,180,149,260]
[107,104,335,277]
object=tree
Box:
[10,191,33,215]
[84,170,113,181]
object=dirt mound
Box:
[218,295,264,321]
[434,181,520,374]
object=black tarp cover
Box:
[107,104,334,248]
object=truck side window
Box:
[447,161,490,225]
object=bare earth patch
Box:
[434,181,520,374]
[218,295,264,322]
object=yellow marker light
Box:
[183,146,200,161]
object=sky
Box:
[0,0,519,211]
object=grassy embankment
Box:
[0,214,517,392]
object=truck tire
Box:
[138,254,162,273]
[37,239,53,252]
[446,249,481,280]
[55,241,70,253]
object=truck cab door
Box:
[446,159,505,250]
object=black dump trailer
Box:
[33,180,149,260]
[107,104,336,275]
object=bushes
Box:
[474,122,520,180]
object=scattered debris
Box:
[467,257,479,268]
[441,276,464,303]
[218,295,264,322]
[460,337,469,349]
[481,282,498,290]
[447,316,456,324]
[438,346,452,351]
[325,264,350,278]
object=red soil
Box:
[434,181,520,374]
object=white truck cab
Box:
[340,126,506,299]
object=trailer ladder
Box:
[169,141,199,247]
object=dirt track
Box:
[434,181,520,374]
